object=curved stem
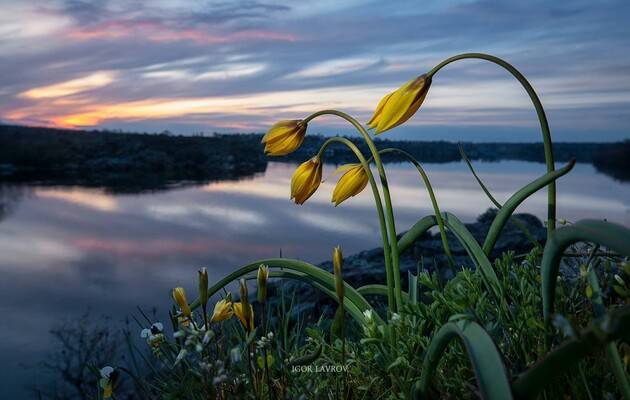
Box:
[379,148,455,265]
[304,109,403,310]
[427,53,556,238]
[316,136,395,310]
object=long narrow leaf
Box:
[483,160,575,255]
[244,270,371,324]
[413,320,513,400]
[188,258,374,325]
[541,220,630,322]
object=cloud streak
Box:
[0,0,629,141]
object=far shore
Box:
[1,124,628,191]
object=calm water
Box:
[1,160,629,397]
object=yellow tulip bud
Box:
[257,264,269,304]
[210,298,234,323]
[172,287,191,317]
[237,279,254,331]
[331,164,368,206]
[367,74,431,134]
[291,157,322,205]
[333,246,344,301]
[198,267,208,309]
[262,120,307,156]
[234,302,255,332]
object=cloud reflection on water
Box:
[0,160,628,397]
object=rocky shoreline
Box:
[272,209,546,317]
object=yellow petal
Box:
[210,299,234,323]
[262,120,307,156]
[332,165,368,206]
[233,302,254,331]
[367,91,395,128]
[172,287,192,317]
[376,75,430,134]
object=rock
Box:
[267,209,545,319]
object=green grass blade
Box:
[513,305,630,399]
[458,143,502,208]
[413,320,513,400]
[357,284,410,303]
[441,212,504,303]
[541,220,630,322]
[482,160,575,255]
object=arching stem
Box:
[379,148,455,266]
[304,109,403,310]
[316,136,395,311]
[427,53,556,238]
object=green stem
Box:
[458,143,542,251]
[427,53,556,238]
[316,136,394,310]
[587,260,630,400]
[379,148,455,266]
[305,109,402,310]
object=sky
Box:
[0,0,629,141]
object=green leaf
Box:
[541,220,630,322]
[482,160,575,255]
[188,258,377,326]
[413,320,513,400]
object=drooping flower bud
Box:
[262,120,308,156]
[367,74,431,134]
[291,157,322,205]
[331,164,369,206]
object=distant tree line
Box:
[0,125,627,189]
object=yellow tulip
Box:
[210,299,234,323]
[331,164,368,206]
[291,157,322,205]
[233,302,255,331]
[172,287,192,317]
[257,264,269,304]
[262,119,307,156]
[367,74,431,134]
[333,246,344,301]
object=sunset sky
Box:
[1,0,629,141]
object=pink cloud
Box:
[71,237,273,259]
[64,19,298,44]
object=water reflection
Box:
[0,160,629,397]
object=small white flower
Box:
[100,366,114,379]
[391,313,400,322]
[363,309,374,323]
